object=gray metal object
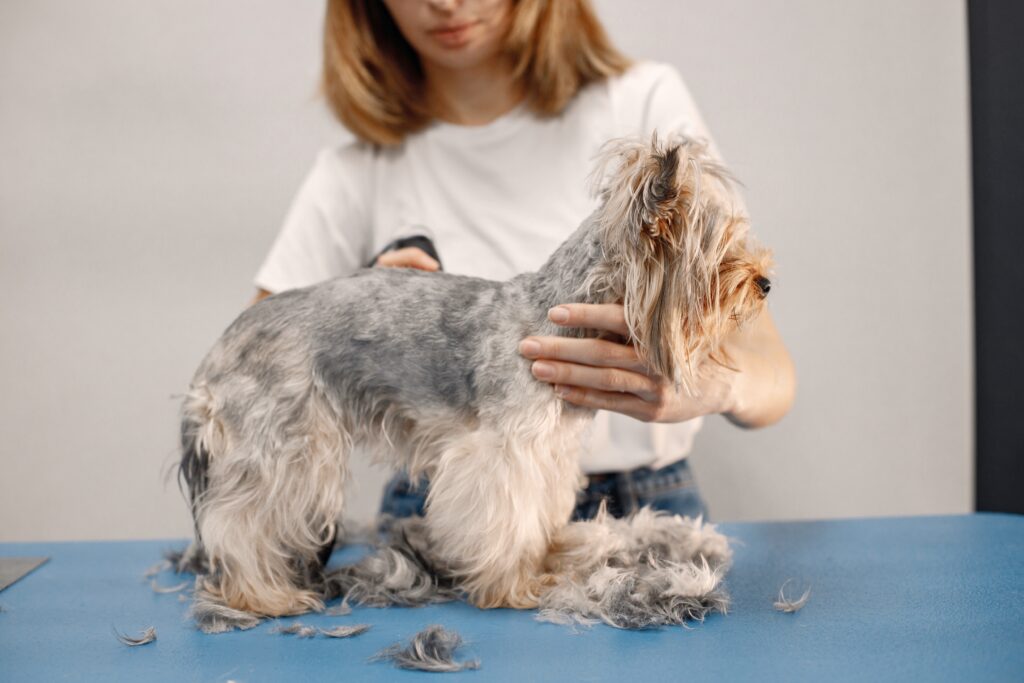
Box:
[0,557,49,592]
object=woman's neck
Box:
[423,59,522,126]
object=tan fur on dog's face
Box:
[586,135,773,392]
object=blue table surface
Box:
[1,514,1022,682]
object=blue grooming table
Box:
[1,514,1022,682]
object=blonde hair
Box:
[322,0,631,146]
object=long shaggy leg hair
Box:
[180,374,347,618]
[176,133,771,631]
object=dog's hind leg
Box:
[182,382,348,618]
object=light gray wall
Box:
[0,0,971,541]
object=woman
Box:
[252,0,796,521]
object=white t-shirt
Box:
[255,61,721,473]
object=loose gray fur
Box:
[114,626,157,646]
[164,545,208,576]
[270,622,318,638]
[774,580,811,613]
[188,597,261,634]
[536,506,733,629]
[142,559,171,579]
[329,508,731,631]
[144,552,193,593]
[150,579,190,594]
[323,516,459,607]
[372,625,480,672]
[319,624,371,638]
[324,600,352,616]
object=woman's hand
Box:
[519,303,795,427]
[250,246,440,307]
[375,247,440,271]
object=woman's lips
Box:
[429,21,480,48]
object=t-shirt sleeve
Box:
[253,144,374,293]
[613,61,724,161]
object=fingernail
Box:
[554,385,571,398]
[532,361,555,380]
[519,339,541,357]
[548,306,570,324]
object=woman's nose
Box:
[426,0,459,13]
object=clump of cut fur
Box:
[325,507,732,631]
[323,517,459,607]
[114,626,157,647]
[372,625,480,672]
[539,506,732,629]
[270,622,318,638]
[188,593,262,634]
[774,580,811,613]
[320,624,371,638]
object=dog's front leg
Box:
[423,424,580,609]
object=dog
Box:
[177,134,772,629]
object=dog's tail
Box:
[178,383,217,523]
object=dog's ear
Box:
[592,136,739,393]
[626,142,683,249]
[630,145,679,246]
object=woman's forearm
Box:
[717,310,796,429]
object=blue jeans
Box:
[379,458,708,522]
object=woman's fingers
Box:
[518,336,646,373]
[376,247,440,271]
[529,359,660,403]
[547,303,630,338]
[552,384,660,422]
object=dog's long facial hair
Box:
[177,135,772,631]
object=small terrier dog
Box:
[178,135,772,627]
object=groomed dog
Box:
[177,135,772,629]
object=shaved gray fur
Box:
[372,625,480,672]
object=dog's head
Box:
[588,135,773,392]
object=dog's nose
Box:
[755,276,771,296]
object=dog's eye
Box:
[755,276,771,296]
